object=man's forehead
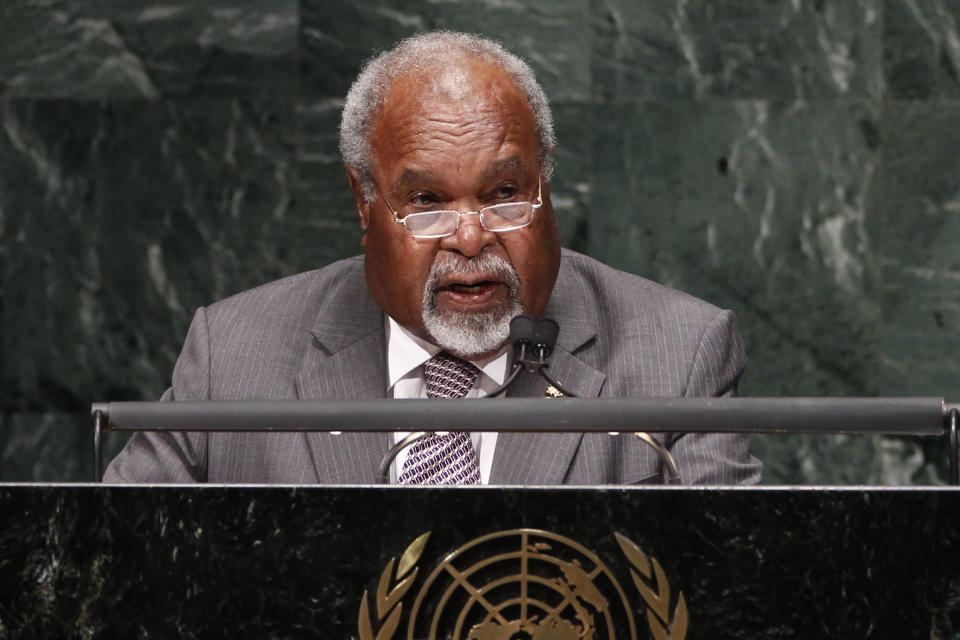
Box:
[390,157,530,191]
[375,60,534,134]
[370,61,541,189]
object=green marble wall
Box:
[1,1,958,484]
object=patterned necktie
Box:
[398,352,482,485]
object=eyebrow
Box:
[484,156,527,178]
[391,169,440,193]
[389,157,530,193]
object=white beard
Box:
[422,252,523,358]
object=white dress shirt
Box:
[385,316,509,484]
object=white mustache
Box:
[426,252,520,291]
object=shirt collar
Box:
[385,316,510,390]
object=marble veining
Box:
[2,0,960,484]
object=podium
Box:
[1,484,958,638]
[50,396,960,636]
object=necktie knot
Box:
[423,352,481,399]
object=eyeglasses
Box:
[378,179,543,239]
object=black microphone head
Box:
[510,315,535,343]
[533,318,560,354]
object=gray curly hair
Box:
[339,31,556,202]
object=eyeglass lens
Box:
[403,203,533,237]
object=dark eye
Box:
[491,184,518,201]
[409,192,439,208]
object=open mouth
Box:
[434,279,507,306]
[445,280,501,295]
[425,252,520,314]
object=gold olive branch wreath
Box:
[353,532,431,640]
[615,533,688,640]
[353,531,687,640]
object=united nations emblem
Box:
[353,529,687,640]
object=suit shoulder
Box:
[184,256,372,397]
[204,256,365,318]
[555,250,744,398]
[197,255,371,356]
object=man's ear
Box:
[347,167,370,232]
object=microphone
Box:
[532,317,575,398]
[485,314,550,397]
[533,318,559,361]
[486,316,535,398]
[510,315,536,368]
[487,315,570,397]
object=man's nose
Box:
[439,211,498,257]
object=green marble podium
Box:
[1,485,957,638]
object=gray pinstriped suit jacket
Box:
[104,249,762,484]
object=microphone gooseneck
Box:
[377,431,429,483]
[487,315,534,397]
[511,315,540,372]
[525,317,575,397]
[485,364,523,398]
[487,315,558,397]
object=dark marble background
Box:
[1,1,958,483]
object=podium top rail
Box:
[91,397,950,435]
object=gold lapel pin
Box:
[545,384,564,398]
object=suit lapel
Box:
[491,252,606,484]
[490,348,606,484]
[294,264,392,483]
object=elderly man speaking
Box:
[104,31,761,485]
